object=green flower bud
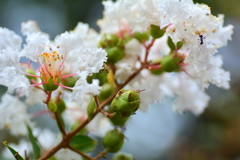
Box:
[41,75,60,91]
[87,65,108,86]
[150,24,165,39]
[25,69,37,82]
[109,112,129,126]
[110,89,140,117]
[47,101,57,112]
[149,59,165,75]
[98,34,120,49]
[98,83,116,102]
[112,153,133,160]
[103,129,124,153]
[87,98,97,120]
[134,32,149,43]
[61,75,78,89]
[161,54,182,72]
[105,47,125,63]
[54,98,66,114]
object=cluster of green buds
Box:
[98,30,133,63]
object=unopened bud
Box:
[112,153,133,160]
[161,54,182,72]
[110,89,140,117]
[134,32,149,43]
[87,65,108,86]
[47,101,57,112]
[25,69,37,82]
[87,98,97,120]
[54,97,66,114]
[105,47,125,63]
[99,83,116,102]
[61,76,78,89]
[103,129,124,153]
[109,113,129,126]
[98,34,120,49]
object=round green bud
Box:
[149,59,164,75]
[110,89,140,117]
[41,75,60,91]
[103,129,124,153]
[54,98,66,114]
[98,83,116,102]
[25,69,37,82]
[47,101,57,112]
[87,98,97,120]
[61,76,78,89]
[98,34,120,49]
[105,47,125,63]
[112,153,133,160]
[134,32,149,43]
[161,54,182,72]
[150,24,165,39]
[87,65,108,86]
[109,112,129,126]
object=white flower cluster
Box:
[98,0,233,115]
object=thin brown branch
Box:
[67,145,92,160]
[43,91,52,104]
[144,38,156,63]
[54,112,66,136]
[38,66,144,160]
[92,149,109,160]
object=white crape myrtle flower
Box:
[0,94,33,136]
[2,139,32,159]
[97,0,233,115]
[0,20,107,106]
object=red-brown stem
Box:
[43,91,52,104]
[67,145,92,160]
[54,112,66,136]
[144,38,156,63]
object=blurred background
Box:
[0,0,240,160]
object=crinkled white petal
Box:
[55,31,84,60]
[0,66,30,97]
[21,32,50,61]
[76,48,107,76]
[71,78,101,106]
[0,27,22,50]
[21,20,40,36]
[172,76,210,116]
[26,87,46,105]
[0,94,32,136]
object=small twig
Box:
[93,149,109,160]
[144,38,156,63]
[43,91,52,104]
[54,112,66,136]
[24,150,29,160]
[100,110,117,118]
[67,145,92,160]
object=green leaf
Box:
[69,134,97,153]
[27,125,41,159]
[2,141,24,160]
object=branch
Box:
[92,149,109,160]
[67,145,92,160]
[54,112,66,136]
